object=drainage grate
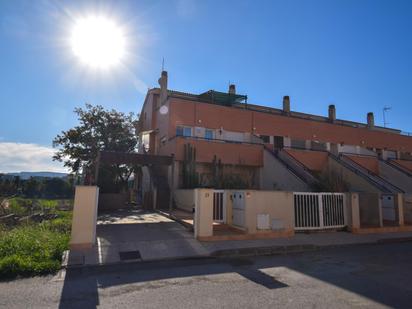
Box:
[119,250,142,261]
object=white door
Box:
[232,191,245,227]
[382,195,396,222]
[213,190,226,223]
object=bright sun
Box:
[70,16,126,69]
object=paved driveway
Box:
[71,209,209,265]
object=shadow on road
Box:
[58,242,412,308]
[58,268,99,308]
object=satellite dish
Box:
[159,105,169,115]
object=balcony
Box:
[169,136,263,167]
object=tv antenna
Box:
[162,57,165,71]
[383,106,391,128]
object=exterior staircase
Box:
[331,153,404,193]
[386,159,412,177]
[379,159,412,193]
[264,146,319,188]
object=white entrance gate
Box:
[294,192,346,230]
[382,194,396,222]
[213,190,226,223]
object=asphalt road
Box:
[1,242,412,308]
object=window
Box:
[311,141,327,151]
[291,139,306,149]
[205,129,214,140]
[183,127,192,137]
[260,135,270,143]
[176,126,192,137]
[176,126,183,136]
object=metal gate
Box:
[382,194,396,222]
[294,193,346,230]
[213,190,226,223]
[232,191,245,227]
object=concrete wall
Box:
[98,193,129,211]
[379,161,412,193]
[70,186,99,249]
[174,189,195,212]
[193,189,294,239]
[243,190,294,234]
[260,150,310,191]
[358,193,382,227]
[196,162,260,189]
[327,156,381,193]
[346,193,360,231]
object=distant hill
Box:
[3,172,68,180]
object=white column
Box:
[70,186,99,249]
[194,189,214,239]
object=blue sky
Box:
[1,0,412,172]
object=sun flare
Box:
[70,15,126,69]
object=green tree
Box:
[42,178,73,198]
[23,177,41,198]
[52,104,138,192]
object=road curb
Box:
[211,244,318,258]
[62,235,412,270]
[62,255,217,272]
[210,236,412,258]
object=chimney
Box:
[158,71,168,105]
[228,84,236,95]
[328,104,336,122]
[367,112,374,128]
[283,96,290,114]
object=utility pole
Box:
[383,106,391,128]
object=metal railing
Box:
[169,134,264,146]
[277,150,319,185]
[263,146,308,184]
[386,159,412,178]
[340,155,404,193]
[328,153,388,192]
[294,192,346,230]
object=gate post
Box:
[70,186,99,249]
[347,193,360,232]
[397,193,405,226]
[194,189,214,240]
[318,194,324,229]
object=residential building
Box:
[137,71,412,207]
